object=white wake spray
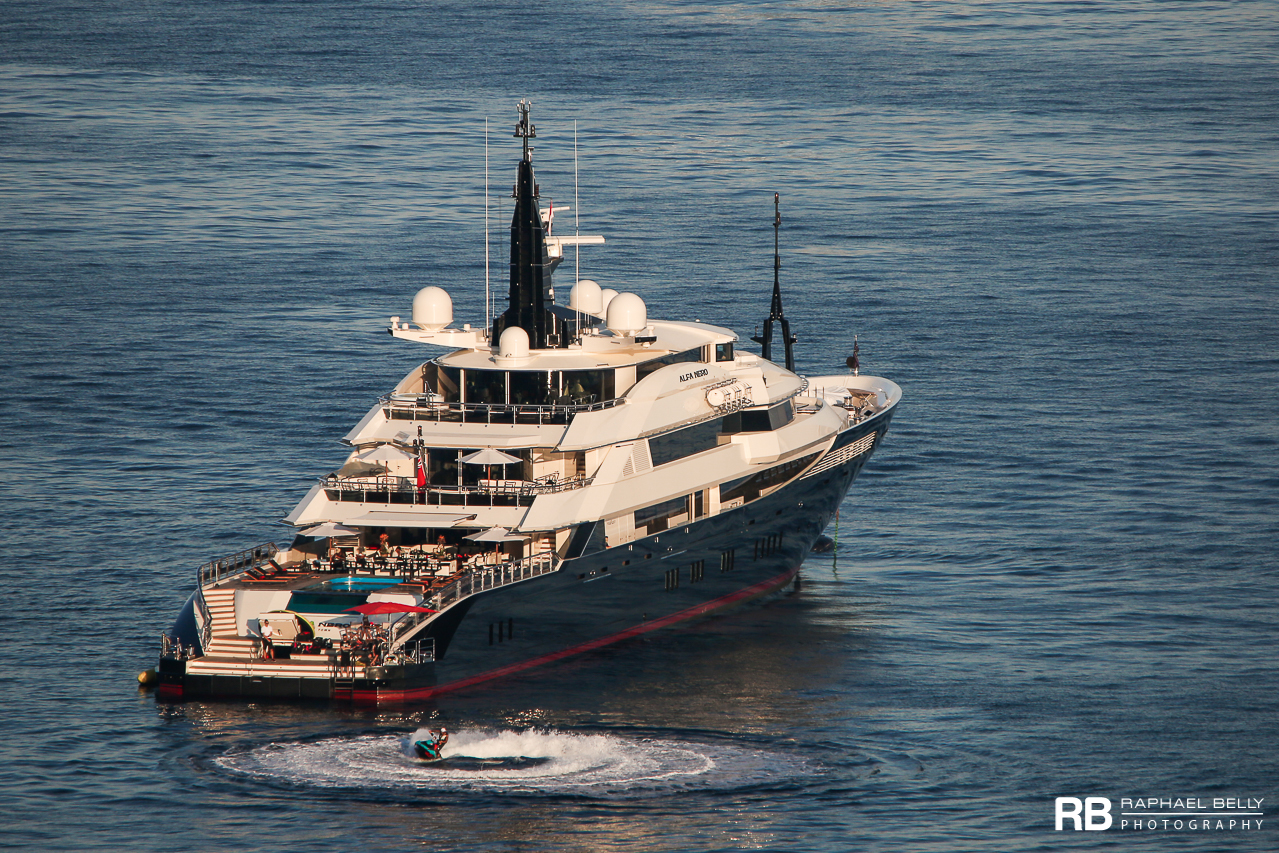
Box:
[216,727,809,797]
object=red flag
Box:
[415,455,427,489]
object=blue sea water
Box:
[1,1,1277,850]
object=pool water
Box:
[314,577,399,593]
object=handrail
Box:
[322,473,590,498]
[389,551,558,651]
[805,381,882,424]
[381,394,623,425]
[196,590,213,652]
[197,542,280,588]
[388,636,435,665]
[160,632,196,661]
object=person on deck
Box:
[260,619,275,659]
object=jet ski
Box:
[412,727,448,761]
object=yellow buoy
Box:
[137,668,158,686]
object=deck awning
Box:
[464,526,530,543]
[339,511,476,528]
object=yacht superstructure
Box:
[157,103,900,703]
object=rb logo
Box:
[1056,797,1112,830]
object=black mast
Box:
[492,100,559,348]
[752,193,796,371]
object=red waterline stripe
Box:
[360,564,800,703]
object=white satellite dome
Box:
[599,288,619,315]
[606,292,647,336]
[568,279,603,315]
[411,286,453,331]
[496,326,531,362]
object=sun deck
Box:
[169,543,558,686]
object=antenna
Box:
[485,117,490,337]
[574,119,581,339]
[494,99,555,349]
[515,98,535,159]
[751,193,797,371]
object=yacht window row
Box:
[419,341,734,408]
[428,363,616,407]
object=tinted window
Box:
[715,343,734,362]
[562,369,614,404]
[509,371,553,405]
[464,369,505,405]
[769,400,794,429]
[720,452,819,505]
[427,447,460,486]
[723,400,795,433]
[636,347,704,381]
[635,495,687,526]
[649,418,723,467]
[436,364,461,401]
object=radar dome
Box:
[606,292,647,336]
[600,288,619,315]
[412,286,453,331]
[569,279,603,315]
[497,326,531,361]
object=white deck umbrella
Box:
[299,522,362,538]
[356,444,416,465]
[464,526,530,543]
[460,448,521,486]
[460,448,521,466]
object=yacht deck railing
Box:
[390,551,558,650]
[198,542,281,588]
[382,394,622,426]
[805,383,884,425]
[323,474,591,507]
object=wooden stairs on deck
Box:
[202,587,257,658]
[191,585,348,680]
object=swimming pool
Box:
[313,577,400,592]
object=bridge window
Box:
[636,347,704,381]
[561,369,614,405]
[722,400,794,433]
[434,363,461,402]
[464,370,505,405]
[509,370,554,405]
[436,364,617,408]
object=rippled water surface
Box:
[1,1,1277,850]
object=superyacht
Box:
[155,102,901,702]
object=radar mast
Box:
[752,193,796,371]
